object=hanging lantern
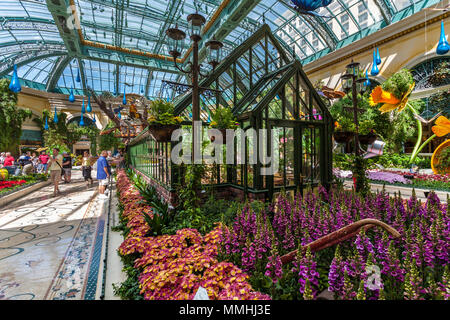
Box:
[81,99,85,114]
[370,50,379,76]
[69,88,75,103]
[436,20,450,55]
[375,47,381,65]
[53,107,58,124]
[44,116,49,130]
[122,87,127,105]
[79,113,84,126]
[9,64,21,93]
[87,95,92,112]
[76,70,81,83]
[187,13,205,42]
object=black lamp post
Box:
[340,60,368,157]
[166,13,223,160]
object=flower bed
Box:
[115,169,270,300]
[0,179,26,191]
[333,169,450,192]
[220,186,449,300]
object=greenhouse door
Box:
[267,121,323,199]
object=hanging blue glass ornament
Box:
[140,85,144,94]
[76,70,81,83]
[53,107,58,124]
[81,99,85,114]
[92,113,96,123]
[436,20,450,55]
[87,95,92,113]
[9,64,21,93]
[122,87,127,105]
[166,97,170,102]
[370,50,379,76]
[289,0,332,18]
[69,88,75,103]
[118,109,122,119]
[364,70,371,87]
[375,47,381,65]
[44,116,49,130]
[189,112,192,118]
[79,113,84,126]
[207,115,211,123]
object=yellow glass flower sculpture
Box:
[369,83,415,113]
[432,116,450,137]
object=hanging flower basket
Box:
[359,133,377,145]
[333,131,354,143]
[148,124,180,143]
[210,128,228,144]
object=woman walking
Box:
[45,148,63,197]
[81,151,94,187]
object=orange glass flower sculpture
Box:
[369,83,415,113]
[432,116,450,137]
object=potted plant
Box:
[358,120,377,144]
[333,116,355,143]
[147,99,182,142]
[209,107,239,144]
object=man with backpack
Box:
[45,148,63,197]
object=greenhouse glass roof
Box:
[0,0,442,98]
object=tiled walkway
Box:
[0,171,108,300]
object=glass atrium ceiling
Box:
[0,0,442,98]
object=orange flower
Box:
[369,83,415,113]
[432,116,450,137]
[334,121,341,129]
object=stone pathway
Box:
[0,171,109,300]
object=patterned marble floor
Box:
[0,171,107,300]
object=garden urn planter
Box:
[148,124,180,143]
[359,133,377,145]
[333,131,354,143]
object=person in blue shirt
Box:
[97,150,111,199]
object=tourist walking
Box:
[38,151,50,173]
[81,151,94,187]
[45,148,63,197]
[96,150,111,200]
[62,152,72,183]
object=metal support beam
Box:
[115,64,120,96]
[46,55,71,92]
[152,0,183,54]
[144,70,153,98]
[77,58,87,95]
[373,0,393,24]
[0,51,66,76]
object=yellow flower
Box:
[334,121,341,129]
[369,83,415,113]
[432,116,450,137]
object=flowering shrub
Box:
[0,179,26,191]
[221,186,449,300]
[115,169,269,300]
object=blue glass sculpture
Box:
[289,0,333,17]
[69,88,75,103]
[364,70,371,87]
[370,50,379,76]
[9,64,21,93]
[76,70,81,83]
[122,87,127,105]
[44,116,49,130]
[92,113,96,123]
[118,109,122,119]
[375,47,381,65]
[79,113,84,126]
[81,99,85,114]
[87,95,92,113]
[437,20,450,55]
[53,107,58,124]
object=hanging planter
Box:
[148,124,180,143]
[358,133,377,145]
[333,131,354,143]
[147,99,182,143]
